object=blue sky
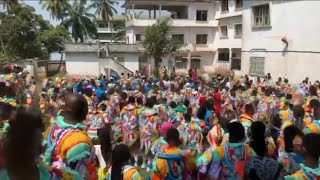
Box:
[24,0,125,26]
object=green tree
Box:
[0,4,70,62]
[142,18,182,68]
[89,0,118,22]
[0,5,48,60]
[61,0,97,43]
[38,25,70,71]
[39,0,68,20]
[112,20,125,43]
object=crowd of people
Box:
[0,64,320,180]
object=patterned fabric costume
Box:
[105,165,142,180]
[0,164,82,180]
[178,117,204,154]
[139,107,160,170]
[152,145,194,180]
[285,164,320,180]
[121,104,139,147]
[44,116,95,179]
[197,142,256,179]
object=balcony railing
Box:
[126,18,218,28]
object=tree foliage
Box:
[39,0,68,20]
[142,18,183,67]
[112,20,126,42]
[88,0,118,22]
[0,4,70,61]
[61,0,97,43]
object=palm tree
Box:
[39,0,68,20]
[61,0,97,43]
[112,20,125,43]
[89,0,118,22]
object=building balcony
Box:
[97,28,121,33]
[179,43,216,52]
[126,18,218,28]
[216,11,242,20]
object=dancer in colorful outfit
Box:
[139,98,160,171]
[152,127,195,180]
[44,94,95,179]
[105,143,143,180]
[0,109,81,180]
[285,133,320,180]
[303,106,320,134]
[197,122,256,179]
[278,125,304,176]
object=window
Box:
[220,26,228,38]
[98,23,108,28]
[172,34,184,44]
[231,58,241,70]
[221,0,229,12]
[252,4,270,27]
[218,48,230,62]
[98,23,105,28]
[234,24,242,37]
[191,58,201,70]
[196,34,208,44]
[235,0,243,9]
[175,57,187,69]
[196,10,208,21]
[249,57,265,76]
[135,34,141,42]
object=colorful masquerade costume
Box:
[285,164,320,180]
[240,113,253,140]
[0,164,82,180]
[207,124,225,148]
[1,97,17,107]
[151,136,167,157]
[178,117,204,154]
[197,142,256,180]
[86,101,110,140]
[278,149,303,176]
[152,145,194,180]
[280,108,294,122]
[43,116,95,179]
[303,119,320,134]
[139,107,160,170]
[121,105,139,147]
[105,165,142,180]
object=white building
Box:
[64,43,140,77]
[96,15,126,44]
[123,0,219,71]
[0,1,6,13]
[213,0,243,72]
[241,0,320,83]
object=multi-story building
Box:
[123,0,219,71]
[96,15,126,44]
[241,0,320,83]
[213,0,242,72]
[0,1,6,13]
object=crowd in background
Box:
[0,64,320,180]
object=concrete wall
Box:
[65,53,100,76]
[241,0,320,83]
[65,51,139,77]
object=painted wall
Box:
[65,52,100,76]
[241,0,320,83]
